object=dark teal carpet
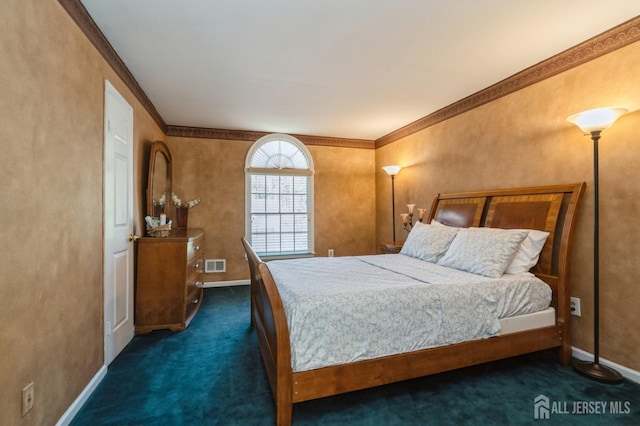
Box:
[72,286,640,425]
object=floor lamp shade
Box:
[567,107,627,384]
[566,107,627,133]
[382,165,402,242]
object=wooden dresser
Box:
[135,228,204,334]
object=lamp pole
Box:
[391,174,396,241]
[382,165,402,242]
[591,130,601,365]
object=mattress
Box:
[498,306,555,335]
[268,254,552,372]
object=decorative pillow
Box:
[437,227,528,278]
[505,229,550,275]
[400,221,460,263]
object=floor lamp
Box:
[567,106,627,384]
[382,165,402,242]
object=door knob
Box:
[128,234,141,242]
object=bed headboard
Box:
[428,183,585,313]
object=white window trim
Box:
[245,134,315,258]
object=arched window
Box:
[245,134,314,257]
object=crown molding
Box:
[166,126,375,149]
[375,15,640,148]
[58,0,167,132]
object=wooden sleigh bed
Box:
[242,183,585,425]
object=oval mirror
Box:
[146,141,172,221]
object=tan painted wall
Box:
[0,1,165,424]
[167,137,377,282]
[376,41,640,372]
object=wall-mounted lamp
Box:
[567,106,628,384]
[382,165,402,241]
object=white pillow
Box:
[400,221,460,263]
[431,220,457,229]
[437,227,528,278]
[504,229,550,275]
[435,221,550,275]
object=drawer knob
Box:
[194,262,201,270]
[194,281,202,288]
[193,298,199,304]
[195,245,200,252]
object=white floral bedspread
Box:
[267,254,551,372]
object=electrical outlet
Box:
[570,297,581,317]
[22,382,34,416]
[328,249,334,257]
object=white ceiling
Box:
[81,1,640,140]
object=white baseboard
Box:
[572,347,640,384]
[204,279,250,288]
[56,364,107,426]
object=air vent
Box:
[205,259,226,273]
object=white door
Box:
[103,80,135,365]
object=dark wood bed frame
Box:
[242,183,585,425]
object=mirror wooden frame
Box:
[146,140,172,221]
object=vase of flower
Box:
[171,192,201,230]
[176,206,189,229]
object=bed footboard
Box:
[241,238,293,425]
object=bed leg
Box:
[276,401,292,426]
[559,341,572,367]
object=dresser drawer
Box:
[185,271,203,297]
[187,255,203,278]
[187,234,204,261]
[185,286,203,322]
